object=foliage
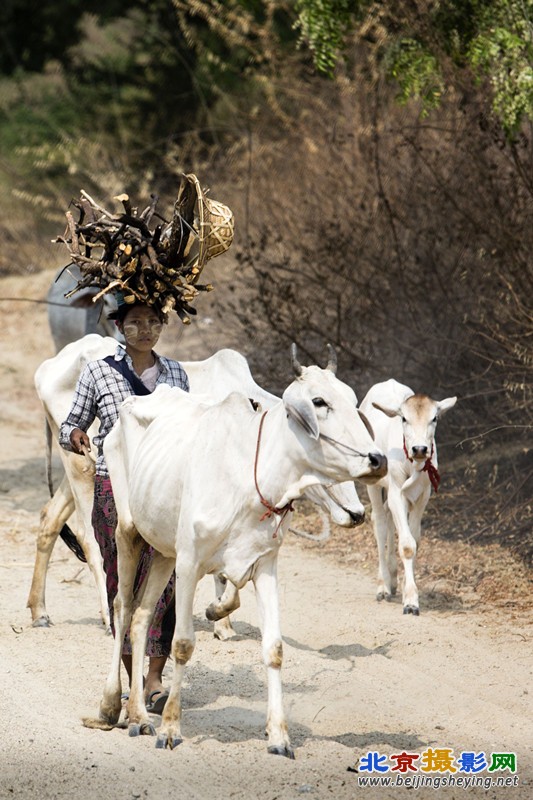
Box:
[294,0,533,134]
[0,0,142,74]
[0,2,202,226]
[294,0,362,75]
[0,0,299,211]
[468,1,533,133]
[385,37,444,113]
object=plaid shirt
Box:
[59,344,189,476]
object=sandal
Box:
[146,690,169,714]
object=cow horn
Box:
[325,343,337,374]
[290,343,303,376]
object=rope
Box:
[253,411,294,538]
[0,297,101,308]
[318,431,370,458]
[403,438,441,493]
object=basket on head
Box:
[186,173,234,282]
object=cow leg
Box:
[402,490,431,614]
[387,487,419,615]
[367,484,395,602]
[208,574,239,640]
[156,555,199,750]
[253,554,294,759]
[385,505,398,596]
[70,479,111,631]
[27,477,74,626]
[93,526,145,728]
[127,551,175,737]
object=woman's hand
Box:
[70,428,91,454]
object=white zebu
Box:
[359,379,457,615]
[27,335,366,633]
[87,347,387,757]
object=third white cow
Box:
[359,379,457,615]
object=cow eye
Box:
[401,416,407,423]
[312,397,328,408]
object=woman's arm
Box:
[59,364,98,454]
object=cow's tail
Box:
[59,524,88,563]
[45,417,54,497]
[45,417,88,563]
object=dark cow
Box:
[47,264,122,352]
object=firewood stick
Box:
[140,194,159,225]
[91,280,129,302]
[80,189,115,219]
[79,199,97,223]
[65,212,80,255]
[176,306,191,324]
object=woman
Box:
[59,299,189,713]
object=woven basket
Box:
[185,173,234,281]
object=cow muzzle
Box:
[363,451,387,482]
[345,508,365,526]
[411,445,428,461]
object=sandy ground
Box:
[0,269,532,799]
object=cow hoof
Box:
[81,716,115,731]
[155,734,183,750]
[205,604,218,622]
[213,626,233,641]
[376,591,392,602]
[205,602,225,621]
[403,605,420,616]
[268,745,295,760]
[128,722,156,737]
[32,616,52,628]
[91,701,121,728]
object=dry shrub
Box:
[218,61,532,561]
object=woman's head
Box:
[111,303,166,350]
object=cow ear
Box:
[372,401,400,419]
[436,396,457,416]
[283,383,319,439]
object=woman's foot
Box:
[144,654,169,711]
[145,689,169,714]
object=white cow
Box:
[27,336,366,633]
[28,336,115,630]
[85,347,387,757]
[359,379,457,615]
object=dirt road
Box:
[0,270,531,799]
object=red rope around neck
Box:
[403,438,441,493]
[254,411,294,537]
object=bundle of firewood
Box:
[54,173,234,323]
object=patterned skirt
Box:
[92,475,175,657]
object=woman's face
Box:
[120,305,163,350]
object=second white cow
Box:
[359,379,457,615]
[28,336,366,632]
